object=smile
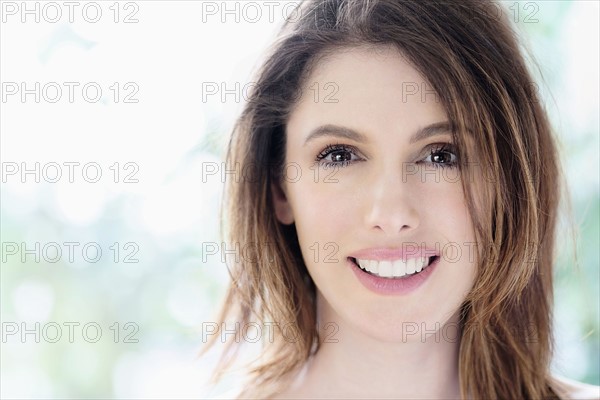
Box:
[350,256,438,279]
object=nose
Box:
[364,166,420,235]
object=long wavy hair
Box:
[203,0,567,398]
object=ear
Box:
[271,180,295,225]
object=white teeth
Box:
[357,259,369,271]
[406,258,416,274]
[378,261,393,277]
[354,256,432,278]
[392,259,404,276]
[369,260,378,274]
[415,258,424,273]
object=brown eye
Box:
[421,143,458,169]
[330,150,353,163]
[315,144,362,168]
[431,151,453,164]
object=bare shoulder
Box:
[550,374,600,400]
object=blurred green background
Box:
[1,1,598,398]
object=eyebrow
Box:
[303,121,453,146]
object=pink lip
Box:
[348,247,439,261]
[348,256,439,295]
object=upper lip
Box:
[348,247,439,261]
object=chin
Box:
[373,312,455,343]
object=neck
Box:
[283,296,463,399]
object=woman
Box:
[204,0,600,398]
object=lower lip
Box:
[348,257,439,295]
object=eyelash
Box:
[314,144,363,169]
[314,143,459,169]
[423,143,459,169]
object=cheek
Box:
[288,179,357,248]
[420,178,474,237]
[420,180,478,279]
[285,177,361,281]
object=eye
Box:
[314,144,362,168]
[420,143,458,169]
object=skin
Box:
[271,46,479,399]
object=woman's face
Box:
[272,46,478,342]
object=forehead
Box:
[287,45,448,140]
[309,45,426,88]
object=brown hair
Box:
[203,0,566,398]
